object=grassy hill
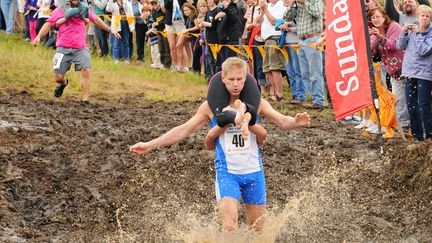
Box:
[0,34,208,104]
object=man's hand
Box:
[31,36,41,47]
[369,27,382,38]
[204,134,216,150]
[315,35,325,50]
[279,22,290,32]
[294,112,310,127]
[129,142,152,155]
[215,12,226,20]
[259,0,268,11]
[110,29,121,39]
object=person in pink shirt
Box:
[32,0,121,105]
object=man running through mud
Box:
[31,0,120,105]
[129,57,310,232]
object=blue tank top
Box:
[210,116,263,175]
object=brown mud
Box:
[1,92,431,242]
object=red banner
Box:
[325,0,373,121]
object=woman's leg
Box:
[167,30,178,69]
[176,34,188,72]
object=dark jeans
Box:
[405,77,432,141]
[204,44,221,82]
[36,18,48,42]
[25,16,30,39]
[253,40,265,86]
[112,21,131,61]
[191,36,201,73]
[128,29,133,60]
[157,34,171,68]
[95,16,109,56]
[135,23,147,61]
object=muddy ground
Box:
[0,91,431,242]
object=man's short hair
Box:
[417,4,432,17]
[221,57,247,76]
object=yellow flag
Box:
[208,44,222,60]
[242,45,253,62]
[104,15,112,22]
[126,16,135,26]
[227,45,246,58]
[290,44,300,53]
[114,16,121,29]
[274,45,289,62]
[256,46,266,61]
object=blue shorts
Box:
[215,170,266,205]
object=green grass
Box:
[0,32,335,119]
[0,33,208,104]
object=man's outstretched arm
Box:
[130,102,212,155]
[32,22,52,47]
[259,98,310,130]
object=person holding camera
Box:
[397,5,432,141]
[369,7,410,135]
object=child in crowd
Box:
[25,0,39,41]
[142,5,164,68]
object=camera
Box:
[405,23,417,30]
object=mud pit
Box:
[0,92,431,242]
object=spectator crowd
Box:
[0,0,431,141]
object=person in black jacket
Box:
[199,0,222,80]
[151,0,171,68]
[216,0,246,60]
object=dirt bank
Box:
[0,92,431,242]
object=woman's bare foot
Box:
[241,112,251,140]
[233,99,246,128]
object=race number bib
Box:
[53,53,64,70]
[224,128,250,155]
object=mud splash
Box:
[1,92,431,242]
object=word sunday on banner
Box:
[325,0,373,121]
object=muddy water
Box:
[0,92,431,242]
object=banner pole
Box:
[360,0,384,145]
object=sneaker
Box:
[114,60,119,64]
[150,63,157,68]
[311,103,324,110]
[170,66,178,72]
[352,116,362,122]
[344,116,353,121]
[290,99,303,104]
[54,79,68,98]
[354,119,369,129]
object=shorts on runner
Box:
[215,170,266,205]
[53,47,91,74]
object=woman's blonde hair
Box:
[417,4,432,17]
[197,0,207,7]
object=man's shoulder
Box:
[197,101,214,119]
